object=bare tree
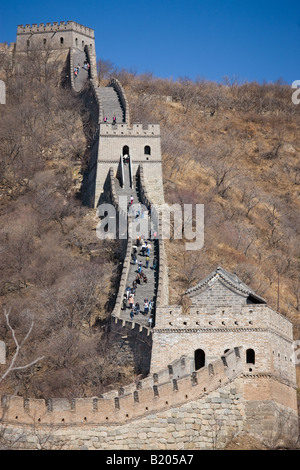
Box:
[0,308,44,384]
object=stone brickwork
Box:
[1,349,250,450]
[0,379,246,450]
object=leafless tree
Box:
[0,308,44,384]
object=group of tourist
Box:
[122,235,156,328]
[103,116,117,124]
[74,61,90,78]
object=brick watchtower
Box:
[151,266,298,440]
[16,21,95,53]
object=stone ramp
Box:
[72,48,90,92]
[96,86,125,123]
[123,235,158,327]
[114,164,158,328]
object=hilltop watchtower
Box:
[16,21,95,53]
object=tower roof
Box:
[186,266,266,304]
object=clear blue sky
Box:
[0,0,299,84]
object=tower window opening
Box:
[194,349,205,371]
[122,145,129,156]
[60,37,64,45]
[246,348,255,365]
[144,145,151,155]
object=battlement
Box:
[99,123,160,137]
[0,348,243,426]
[154,304,293,339]
[17,21,94,38]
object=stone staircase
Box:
[114,164,158,328]
[72,48,90,92]
[96,86,125,123]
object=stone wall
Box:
[0,380,245,450]
[0,349,249,450]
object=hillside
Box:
[0,51,134,398]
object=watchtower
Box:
[151,266,298,438]
[16,21,95,53]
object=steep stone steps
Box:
[72,48,89,92]
[115,165,158,328]
[96,86,125,123]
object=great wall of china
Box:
[0,21,299,450]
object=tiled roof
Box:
[186,266,266,304]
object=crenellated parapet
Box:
[16,20,95,53]
[0,348,243,426]
[99,123,160,138]
[107,78,130,124]
[17,21,94,37]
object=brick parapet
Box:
[154,304,293,338]
[99,123,160,137]
[0,348,243,426]
[108,78,130,124]
[84,44,97,81]
[17,21,95,38]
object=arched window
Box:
[43,38,46,46]
[194,349,205,370]
[60,37,64,46]
[27,39,30,48]
[122,145,129,156]
[144,145,151,155]
[82,40,85,48]
[75,38,78,47]
[246,348,255,364]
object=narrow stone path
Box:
[72,48,89,92]
[115,163,158,328]
[97,86,125,123]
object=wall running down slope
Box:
[0,22,299,450]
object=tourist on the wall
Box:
[135,302,140,315]
[145,255,150,268]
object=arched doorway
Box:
[194,349,205,370]
[122,145,129,156]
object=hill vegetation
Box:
[0,50,300,400]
